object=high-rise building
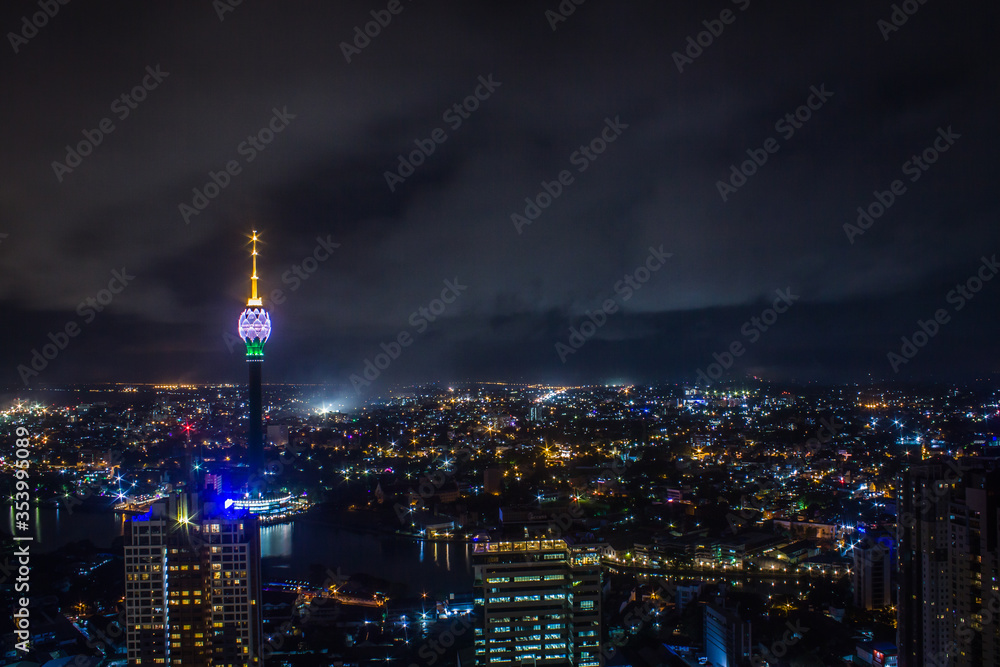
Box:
[204,473,223,494]
[897,458,1000,667]
[568,545,603,666]
[852,537,892,610]
[124,492,262,666]
[237,231,271,474]
[473,539,603,666]
[484,469,503,496]
[704,598,752,667]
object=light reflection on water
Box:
[8,507,474,593]
[258,519,473,592]
[259,521,294,556]
[4,505,127,552]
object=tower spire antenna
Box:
[248,230,262,307]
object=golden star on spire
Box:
[247,230,263,307]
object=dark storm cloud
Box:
[1,0,998,389]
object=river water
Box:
[4,506,474,594]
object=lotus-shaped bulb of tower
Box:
[239,308,271,343]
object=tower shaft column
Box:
[248,358,263,473]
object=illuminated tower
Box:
[237,231,270,473]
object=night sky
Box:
[2,1,999,395]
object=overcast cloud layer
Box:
[1,1,998,394]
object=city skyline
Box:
[4,378,1000,664]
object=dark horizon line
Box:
[6,375,1000,393]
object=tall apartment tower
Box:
[124,492,262,666]
[704,599,752,667]
[852,537,892,610]
[568,545,603,666]
[897,458,1000,667]
[473,539,603,666]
